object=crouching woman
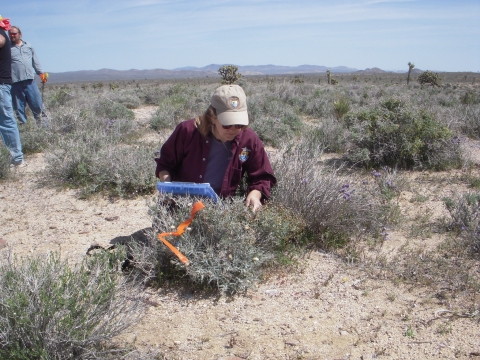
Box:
[155,84,276,211]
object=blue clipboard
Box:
[157,182,219,203]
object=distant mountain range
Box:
[46,64,413,83]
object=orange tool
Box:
[157,201,205,265]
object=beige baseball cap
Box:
[210,85,249,126]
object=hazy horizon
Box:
[2,0,479,73]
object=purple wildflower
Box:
[371,170,381,178]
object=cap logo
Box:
[229,96,240,109]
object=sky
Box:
[2,0,479,73]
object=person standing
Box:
[9,25,48,126]
[0,16,24,167]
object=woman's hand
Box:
[246,190,263,212]
[158,170,171,182]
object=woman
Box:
[155,84,276,211]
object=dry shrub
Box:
[0,250,146,359]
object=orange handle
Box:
[157,201,205,265]
[40,73,49,83]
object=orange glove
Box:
[40,73,49,83]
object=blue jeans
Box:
[11,79,48,126]
[0,84,24,164]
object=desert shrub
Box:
[0,147,11,180]
[333,96,350,120]
[46,89,75,107]
[18,122,54,154]
[137,84,169,105]
[343,98,463,169]
[247,97,303,147]
[150,96,188,129]
[249,116,299,147]
[460,105,480,139]
[150,85,210,130]
[271,137,385,251]
[94,100,135,121]
[460,91,480,105]
[443,192,480,259]
[418,70,442,87]
[305,90,331,118]
[110,91,142,109]
[0,250,146,359]
[314,118,348,153]
[134,196,304,294]
[44,132,157,197]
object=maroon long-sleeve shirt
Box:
[155,119,276,199]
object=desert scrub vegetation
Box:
[0,249,148,359]
[443,192,480,259]
[341,98,463,170]
[150,83,211,130]
[1,72,479,356]
[131,135,389,294]
[133,196,305,295]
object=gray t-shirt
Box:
[204,138,232,194]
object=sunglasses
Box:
[221,124,246,130]
[9,33,19,36]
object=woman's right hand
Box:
[158,170,171,182]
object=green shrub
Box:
[95,100,135,121]
[343,98,463,169]
[137,196,304,294]
[460,91,479,105]
[0,250,146,359]
[46,89,75,107]
[333,96,350,120]
[418,70,442,87]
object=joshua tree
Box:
[218,65,242,85]
[326,69,331,85]
[407,62,415,85]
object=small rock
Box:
[105,216,119,221]
[0,238,7,249]
[285,339,300,346]
[265,289,279,296]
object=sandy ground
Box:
[1,107,479,359]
